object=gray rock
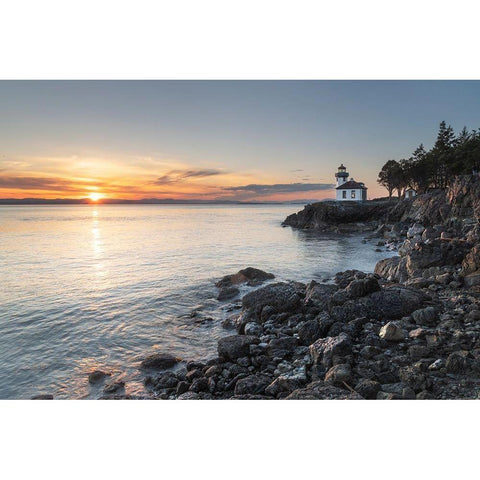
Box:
[241,282,304,320]
[412,307,438,326]
[217,335,259,360]
[244,322,263,336]
[309,333,352,369]
[324,363,352,386]
[234,374,272,395]
[267,337,298,358]
[379,321,404,341]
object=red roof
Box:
[336,180,367,190]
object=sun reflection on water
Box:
[91,209,105,276]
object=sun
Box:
[88,192,103,202]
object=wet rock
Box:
[88,370,111,384]
[217,335,259,360]
[216,267,275,288]
[31,394,54,400]
[379,322,404,342]
[217,286,240,301]
[103,380,125,394]
[140,353,180,370]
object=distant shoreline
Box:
[0,198,319,206]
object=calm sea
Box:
[0,204,396,399]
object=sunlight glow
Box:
[88,192,103,202]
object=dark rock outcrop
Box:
[282,199,394,232]
[140,353,180,370]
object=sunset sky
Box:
[1,80,479,202]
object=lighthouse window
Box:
[342,191,347,199]
[351,191,355,199]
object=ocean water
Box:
[0,204,396,399]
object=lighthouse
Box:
[335,164,368,201]
[335,164,349,187]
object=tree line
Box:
[378,121,480,198]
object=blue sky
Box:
[1,80,479,200]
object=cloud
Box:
[223,182,335,196]
[290,169,304,172]
[0,176,77,191]
[155,168,225,185]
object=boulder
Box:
[267,337,298,358]
[217,286,240,301]
[303,281,338,311]
[88,370,111,384]
[217,335,259,360]
[309,333,352,369]
[329,285,427,323]
[140,353,180,370]
[241,282,304,320]
[345,277,380,298]
[216,267,274,288]
[234,374,272,395]
[298,319,323,345]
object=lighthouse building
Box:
[335,164,368,201]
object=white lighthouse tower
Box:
[335,164,349,187]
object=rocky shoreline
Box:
[84,175,480,400]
